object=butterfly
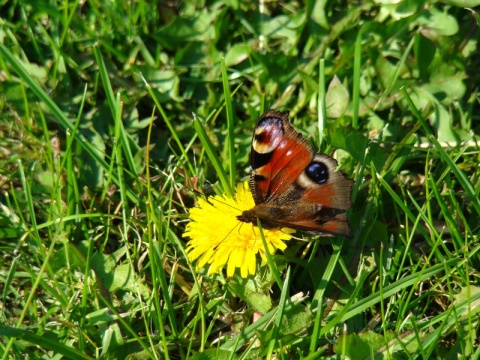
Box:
[237,109,353,236]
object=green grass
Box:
[1,0,479,358]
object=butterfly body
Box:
[237,110,352,236]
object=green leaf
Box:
[326,75,349,118]
[221,293,310,352]
[414,33,436,80]
[136,67,181,102]
[328,127,370,165]
[90,249,150,297]
[310,0,329,29]
[453,285,480,319]
[259,302,314,345]
[154,12,218,49]
[258,13,306,53]
[191,349,239,360]
[375,55,401,91]
[407,87,462,143]
[225,43,252,67]
[419,8,459,37]
[422,68,466,105]
[229,276,273,314]
[334,330,421,358]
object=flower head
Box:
[184,182,294,278]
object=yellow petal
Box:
[183,182,293,278]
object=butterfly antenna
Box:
[208,196,243,214]
[212,221,243,251]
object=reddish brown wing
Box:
[241,109,353,236]
[249,110,314,204]
[252,154,353,236]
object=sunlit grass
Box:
[0,0,479,359]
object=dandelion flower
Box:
[184,182,294,278]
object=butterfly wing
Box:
[249,110,314,203]
[247,110,353,236]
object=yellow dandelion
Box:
[184,182,294,278]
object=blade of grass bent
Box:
[0,44,139,204]
[257,219,283,290]
[93,45,117,121]
[145,115,206,355]
[144,114,175,359]
[222,293,308,351]
[402,87,480,216]
[95,48,141,193]
[2,166,64,358]
[376,173,433,243]
[141,74,195,176]
[221,58,236,189]
[0,327,94,360]
[320,257,460,336]
[376,35,415,110]
[194,115,233,197]
[267,267,291,358]
[310,238,344,352]
[317,59,326,147]
[352,28,362,129]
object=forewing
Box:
[249,109,314,204]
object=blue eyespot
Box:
[306,161,328,184]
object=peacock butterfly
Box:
[237,109,353,236]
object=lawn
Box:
[0,0,479,359]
